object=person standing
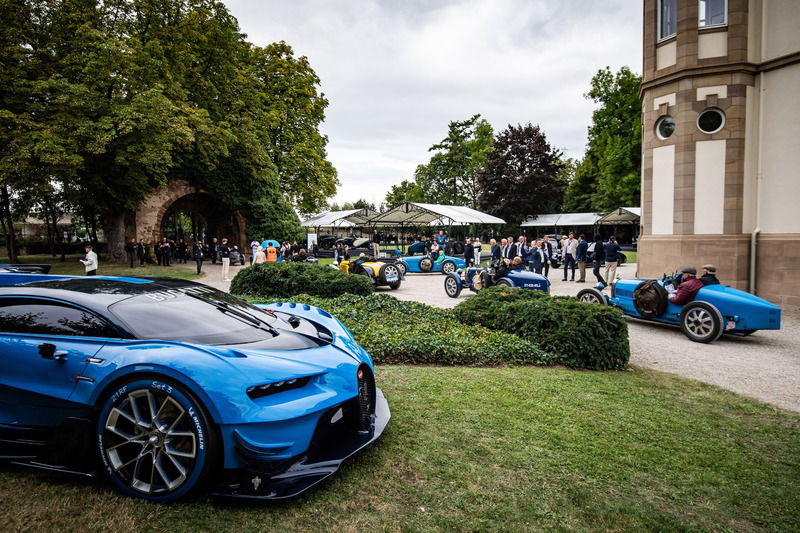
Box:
[209,237,218,265]
[562,232,577,281]
[603,236,621,282]
[591,235,606,288]
[490,239,501,264]
[254,246,266,264]
[192,241,204,275]
[178,239,188,264]
[250,239,260,265]
[435,230,447,248]
[160,238,172,266]
[124,239,136,268]
[541,235,553,278]
[80,245,98,276]
[219,238,231,281]
[136,239,146,266]
[575,234,589,283]
[266,243,278,262]
[464,238,474,268]
[503,237,514,261]
[529,240,544,274]
[372,229,381,257]
[473,240,482,266]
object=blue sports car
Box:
[398,255,466,275]
[0,273,389,501]
[444,266,550,298]
[577,275,781,343]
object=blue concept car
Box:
[0,273,389,502]
[577,275,781,343]
[444,266,550,298]
[397,255,466,275]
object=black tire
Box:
[495,279,512,287]
[388,280,401,290]
[97,377,217,502]
[451,242,465,255]
[441,260,457,275]
[444,273,462,298]
[419,258,433,273]
[396,261,407,276]
[632,280,668,318]
[577,288,607,305]
[679,301,723,343]
[378,263,401,285]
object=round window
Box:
[655,116,675,140]
[697,108,725,134]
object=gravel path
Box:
[188,261,800,412]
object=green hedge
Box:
[452,287,630,370]
[255,293,550,367]
[230,262,373,298]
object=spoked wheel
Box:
[441,260,457,274]
[444,273,462,298]
[98,378,215,502]
[577,288,607,305]
[679,301,723,343]
[495,279,512,287]
[419,258,433,272]
[396,261,407,276]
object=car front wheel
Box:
[441,260,457,274]
[577,288,607,305]
[679,301,723,343]
[97,378,216,502]
[444,273,462,298]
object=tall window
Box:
[699,0,727,27]
[658,0,677,40]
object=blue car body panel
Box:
[609,278,781,331]
[0,273,389,499]
[450,267,551,294]
[400,255,466,273]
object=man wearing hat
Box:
[79,244,98,276]
[700,264,720,286]
[668,267,704,305]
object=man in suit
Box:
[575,234,589,283]
[562,232,577,281]
[490,239,501,264]
[529,240,545,274]
[541,235,553,278]
[464,238,474,268]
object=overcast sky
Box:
[223,0,643,209]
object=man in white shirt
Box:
[562,232,577,281]
[80,245,98,276]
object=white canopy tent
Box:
[300,208,379,228]
[367,202,506,226]
[596,207,641,225]
[521,212,602,228]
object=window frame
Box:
[698,0,728,29]
[657,0,678,42]
[0,296,127,338]
[696,108,726,134]
[655,115,677,140]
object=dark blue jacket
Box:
[576,240,589,262]
[604,242,621,262]
[491,244,502,261]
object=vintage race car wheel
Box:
[441,260,457,274]
[495,279,512,287]
[97,378,216,502]
[396,261,407,276]
[378,263,401,285]
[679,301,723,343]
[419,258,433,272]
[444,273,462,298]
[632,280,667,318]
[388,280,401,290]
[577,288,607,305]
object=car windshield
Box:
[108,284,281,345]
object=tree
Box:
[477,123,565,225]
[400,115,493,208]
[385,179,424,209]
[562,66,642,211]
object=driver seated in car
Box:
[668,267,704,305]
[434,250,446,264]
[493,258,510,282]
[510,256,525,270]
[699,264,720,285]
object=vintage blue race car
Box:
[0,273,389,502]
[444,266,550,298]
[397,255,466,275]
[577,275,781,343]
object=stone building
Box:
[638,0,800,306]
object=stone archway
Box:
[134,179,247,258]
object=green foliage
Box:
[563,66,642,212]
[328,199,376,211]
[230,262,373,299]
[453,287,630,370]
[257,293,550,367]
[477,123,566,225]
[391,114,493,208]
[384,179,424,209]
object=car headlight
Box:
[246,377,310,399]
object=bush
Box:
[453,286,629,370]
[230,262,373,298]
[254,293,550,367]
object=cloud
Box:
[223,0,642,207]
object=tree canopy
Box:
[476,123,565,225]
[562,66,642,211]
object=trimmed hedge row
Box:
[452,287,630,370]
[230,262,373,298]
[257,293,551,367]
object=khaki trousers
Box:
[222,257,231,281]
[578,261,586,282]
[604,260,618,282]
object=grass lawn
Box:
[0,254,199,280]
[1,366,797,532]
[624,251,638,264]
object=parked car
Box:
[398,255,466,275]
[0,273,390,501]
[444,266,550,298]
[337,258,403,289]
[577,273,781,343]
[0,263,51,274]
